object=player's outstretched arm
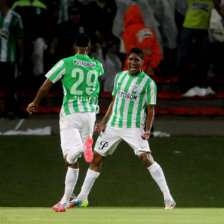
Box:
[27,79,54,115]
[94,97,115,133]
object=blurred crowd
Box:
[1,0,224,118]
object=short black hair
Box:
[128,48,144,60]
[75,34,91,47]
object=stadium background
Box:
[0,0,224,212]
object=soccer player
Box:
[26,34,104,212]
[68,47,176,209]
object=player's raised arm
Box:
[27,79,53,115]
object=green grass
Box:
[1,207,224,224]
[0,136,224,207]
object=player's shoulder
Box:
[117,70,128,77]
[141,71,157,86]
[141,71,153,80]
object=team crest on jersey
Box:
[132,84,139,92]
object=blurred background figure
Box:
[49,3,93,63]
[57,0,75,23]
[102,36,122,92]
[82,0,117,58]
[0,0,24,118]
[121,4,162,76]
[12,0,48,91]
[176,0,222,97]
[209,0,224,92]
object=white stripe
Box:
[60,105,66,117]
[78,101,85,112]
[1,10,12,61]
[150,80,156,104]
[114,74,129,125]
[109,71,127,125]
[132,76,149,125]
[54,68,66,83]
[68,99,75,114]
[122,77,139,127]
[45,60,64,82]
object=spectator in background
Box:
[177,0,222,97]
[122,4,162,76]
[57,0,75,23]
[83,0,117,57]
[209,0,224,92]
[49,4,93,62]
[0,0,24,118]
[103,36,123,92]
[12,0,48,90]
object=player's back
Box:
[60,54,104,114]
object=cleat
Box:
[67,199,88,208]
[84,137,93,163]
[164,200,176,210]
[52,201,67,212]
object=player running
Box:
[26,34,104,212]
[68,47,176,209]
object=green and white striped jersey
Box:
[0,10,23,62]
[46,54,104,116]
[108,70,157,128]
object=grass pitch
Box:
[0,136,224,208]
[1,207,224,224]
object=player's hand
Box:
[94,122,105,133]
[141,132,150,140]
[27,102,38,115]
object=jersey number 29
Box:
[70,68,98,95]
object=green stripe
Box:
[136,79,150,127]
[111,73,127,126]
[73,101,80,112]
[154,82,157,103]
[147,80,157,104]
[64,103,69,115]
[127,75,145,128]
[89,103,95,111]
[82,101,88,112]
[118,77,133,128]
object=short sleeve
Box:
[146,80,157,105]
[45,60,65,83]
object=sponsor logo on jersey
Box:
[117,91,137,101]
[137,28,152,43]
[73,60,96,68]
[132,84,139,92]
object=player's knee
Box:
[139,152,154,167]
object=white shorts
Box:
[59,112,96,157]
[94,125,151,157]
